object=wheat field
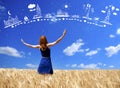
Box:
[0,68,120,88]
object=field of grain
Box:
[0,68,120,88]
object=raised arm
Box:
[21,39,40,48]
[48,29,66,47]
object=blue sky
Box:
[0,0,120,69]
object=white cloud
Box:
[65,62,117,69]
[109,34,115,38]
[116,8,119,11]
[101,10,106,13]
[0,46,23,58]
[109,65,114,68]
[63,39,84,56]
[85,48,100,56]
[97,63,106,67]
[71,64,77,68]
[78,63,99,69]
[65,64,70,67]
[113,12,117,16]
[85,48,90,52]
[103,64,106,67]
[28,4,36,9]
[26,64,37,68]
[97,62,102,66]
[116,28,120,35]
[66,63,115,69]
[105,44,120,57]
[86,50,98,56]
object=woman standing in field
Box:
[21,29,66,74]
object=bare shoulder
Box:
[47,42,55,47]
[35,45,41,48]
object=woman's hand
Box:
[63,29,67,36]
[21,38,26,44]
[21,38,40,48]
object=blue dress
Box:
[37,48,53,74]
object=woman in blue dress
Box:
[21,29,66,74]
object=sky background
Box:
[0,0,120,70]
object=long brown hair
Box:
[39,36,48,51]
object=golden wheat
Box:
[0,68,120,88]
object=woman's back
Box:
[40,47,50,58]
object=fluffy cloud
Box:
[78,63,99,69]
[66,63,99,69]
[116,28,120,35]
[109,34,115,38]
[85,48,90,52]
[85,48,100,56]
[71,64,77,68]
[65,64,70,67]
[97,62,106,67]
[25,64,37,68]
[105,44,120,57]
[63,39,84,56]
[0,46,23,58]
[109,65,114,68]
[66,63,114,69]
